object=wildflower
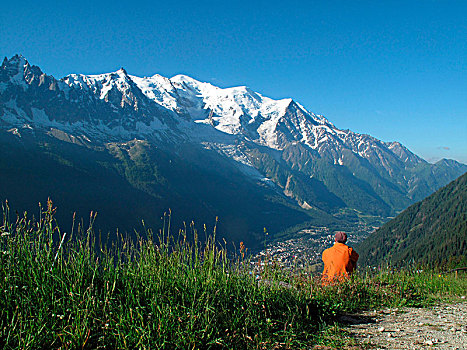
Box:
[240,241,245,259]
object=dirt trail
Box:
[340,299,467,349]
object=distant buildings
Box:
[250,225,373,273]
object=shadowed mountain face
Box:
[0,129,318,249]
[1,55,466,247]
[358,171,467,267]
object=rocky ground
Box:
[339,298,467,349]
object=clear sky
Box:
[1,0,466,163]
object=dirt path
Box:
[340,299,467,349]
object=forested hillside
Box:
[358,171,467,267]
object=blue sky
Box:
[1,0,466,163]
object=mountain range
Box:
[1,54,466,248]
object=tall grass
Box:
[0,201,325,349]
[0,201,465,349]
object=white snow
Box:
[64,69,132,102]
[1,62,417,170]
[61,69,348,154]
[132,74,304,148]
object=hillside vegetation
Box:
[1,201,466,349]
[359,171,467,267]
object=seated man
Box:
[322,231,359,285]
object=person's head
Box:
[335,231,347,244]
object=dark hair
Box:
[335,231,347,243]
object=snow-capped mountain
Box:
[1,54,466,226]
[0,55,180,142]
[131,73,330,147]
[60,64,426,172]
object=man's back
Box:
[322,242,359,285]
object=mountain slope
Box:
[1,54,466,244]
[358,171,467,267]
[0,128,330,248]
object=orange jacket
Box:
[322,242,359,285]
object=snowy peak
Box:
[131,73,332,149]
[1,54,37,88]
[118,67,128,76]
[2,54,28,74]
[62,69,181,135]
[1,55,66,102]
[170,74,207,88]
[64,68,136,102]
[129,74,180,111]
[0,57,181,139]
[62,67,171,124]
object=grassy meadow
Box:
[0,200,465,349]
